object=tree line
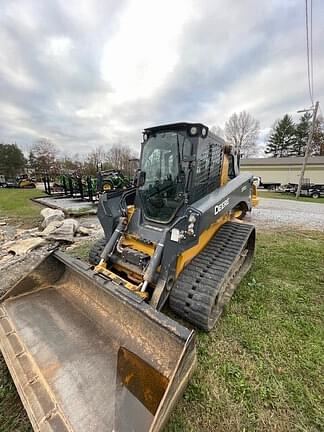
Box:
[213,110,324,158]
[0,140,138,180]
[265,113,324,157]
[1,111,324,180]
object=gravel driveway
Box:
[246,198,324,231]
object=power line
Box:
[310,0,314,100]
[305,0,314,105]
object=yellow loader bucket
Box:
[0,251,196,432]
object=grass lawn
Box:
[0,189,46,227]
[0,230,323,432]
[258,190,324,204]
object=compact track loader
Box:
[0,123,258,432]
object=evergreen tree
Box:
[312,115,324,156]
[0,143,26,179]
[294,112,311,156]
[265,114,296,157]
[293,113,324,157]
[28,150,37,173]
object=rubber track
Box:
[169,222,255,330]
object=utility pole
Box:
[296,100,319,198]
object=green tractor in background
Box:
[96,169,132,193]
[50,173,97,199]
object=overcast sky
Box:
[0,0,323,157]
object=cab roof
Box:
[143,122,208,133]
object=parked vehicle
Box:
[97,169,132,193]
[16,174,36,189]
[254,176,281,190]
[0,174,36,188]
[280,183,298,193]
[300,184,324,199]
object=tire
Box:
[102,180,113,192]
[312,192,320,199]
[89,238,107,265]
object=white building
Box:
[240,156,324,185]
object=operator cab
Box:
[138,123,210,223]
[137,123,230,224]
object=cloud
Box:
[101,0,193,102]
[0,0,323,157]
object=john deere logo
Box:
[214,198,229,215]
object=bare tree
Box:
[60,156,83,174]
[82,144,139,176]
[225,111,260,158]
[210,125,225,139]
[83,146,107,175]
[105,144,138,176]
[32,139,59,177]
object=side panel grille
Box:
[190,140,223,202]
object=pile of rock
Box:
[0,209,100,296]
[0,208,98,256]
